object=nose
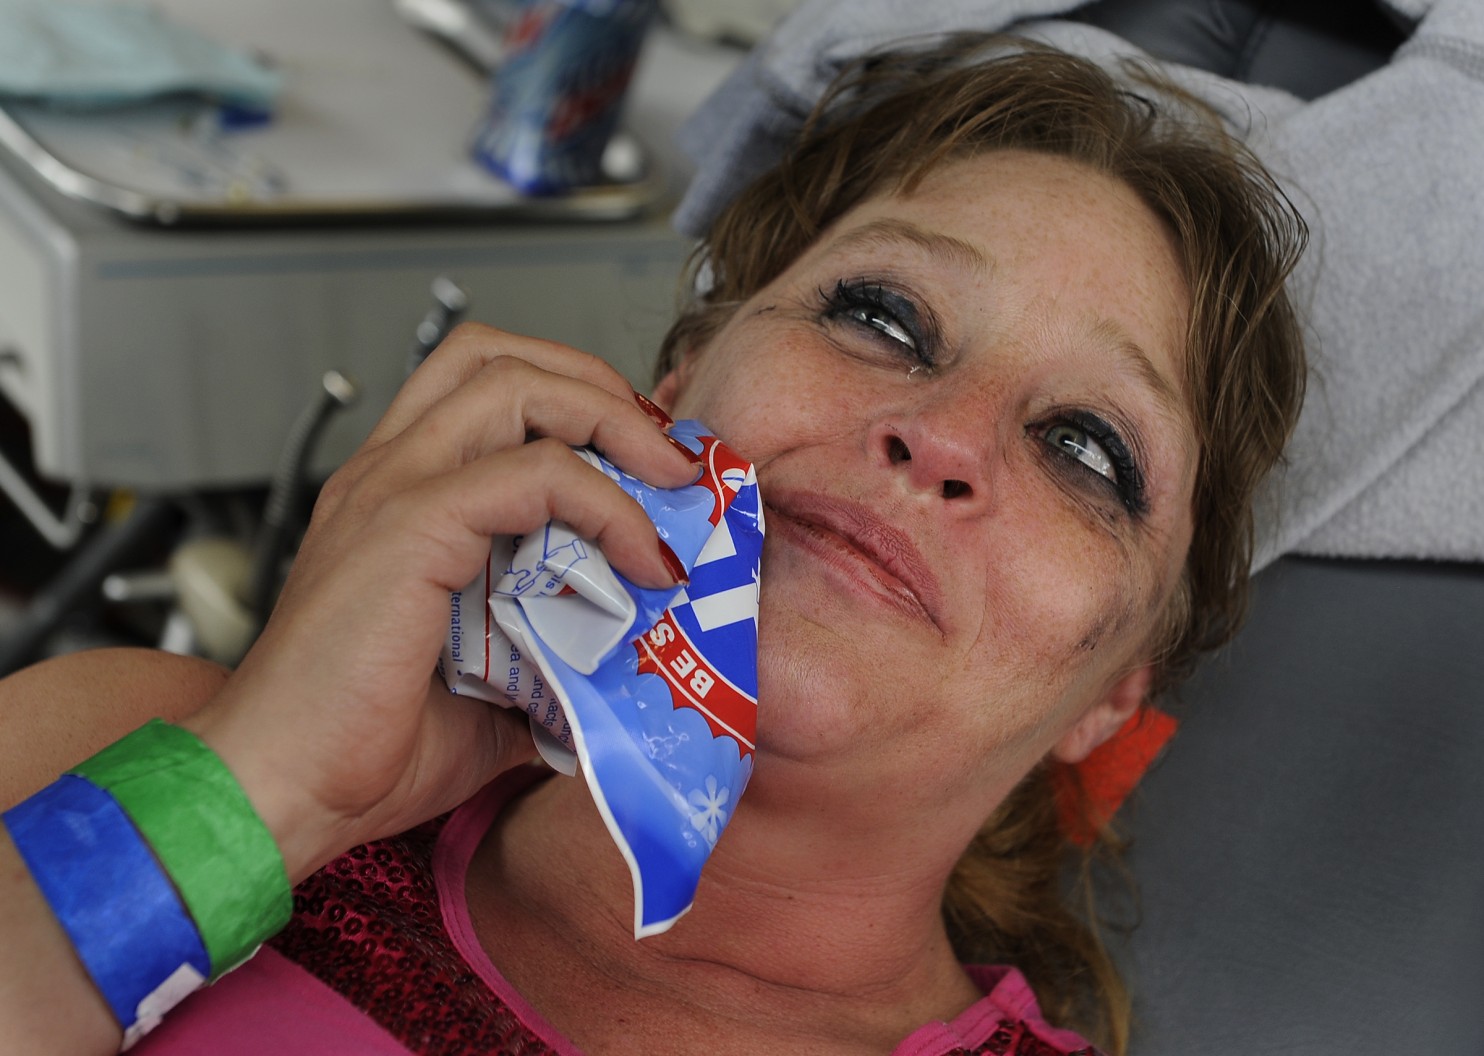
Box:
[870,403,994,508]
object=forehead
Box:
[810,150,1193,407]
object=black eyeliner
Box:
[1052,409,1150,516]
[818,278,939,367]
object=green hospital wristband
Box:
[70,720,292,976]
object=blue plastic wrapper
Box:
[440,420,763,936]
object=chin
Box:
[750,608,892,764]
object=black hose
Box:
[0,497,179,677]
[249,276,464,629]
[248,371,358,628]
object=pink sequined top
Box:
[134,767,1098,1056]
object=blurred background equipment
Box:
[0,0,745,668]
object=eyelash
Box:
[818,278,935,368]
[1036,410,1149,516]
[818,277,1149,516]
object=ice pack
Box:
[439,420,763,936]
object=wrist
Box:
[69,720,292,975]
[179,707,349,885]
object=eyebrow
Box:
[827,218,992,277]
[1088,318,1189,426]
[828,217,1189,425]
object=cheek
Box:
[747,574,878,754]
[674,327,879,462]
[958,493,1163,704]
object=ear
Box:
[1049,664,1153,765]
[648,347,699,414]
[649,368,683,414]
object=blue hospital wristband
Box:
[3,774,211,1047]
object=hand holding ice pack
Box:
[440,421,764,936]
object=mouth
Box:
[763,490,945,633]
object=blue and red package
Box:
[440,420,763,936]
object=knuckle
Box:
[315,456,364,513]
[568,345,612,376]
[465,355,540,406]
[483,352,531,378]
[368,484,427,535]
[315,446,408,527]
[440,320,499,352]
[525,435,575,468]
[447,319,494,342]
[318,463,355,504]
[424,322,506,378]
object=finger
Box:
[386,355,699,489]
[314,359,693,529]
[366,323,638,449]
[315,682,538,850]
[422,682,537,796]
[379,438,686,591]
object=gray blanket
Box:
[672,0,1484,568]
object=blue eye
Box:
[1040,412,1148,516]
[1046,423,1115,481]
[846,302,915,350]
[820,279,934,367]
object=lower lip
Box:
[767,510,937,628]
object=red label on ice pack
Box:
[688,433,753,528]
[636,609,756,755]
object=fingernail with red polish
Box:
[666,433,699,462]
[634,392,674,429]
[657,538,689,585]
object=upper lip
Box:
[764,489,945,631]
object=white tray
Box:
[0,0,659,226]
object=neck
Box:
[468,757,987,1054]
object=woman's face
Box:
[660,150,1197,818]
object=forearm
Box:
[0,648,230,810]
[0,827,120,1056]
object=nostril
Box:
[887,436,912,464]
[941,479,971,500]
